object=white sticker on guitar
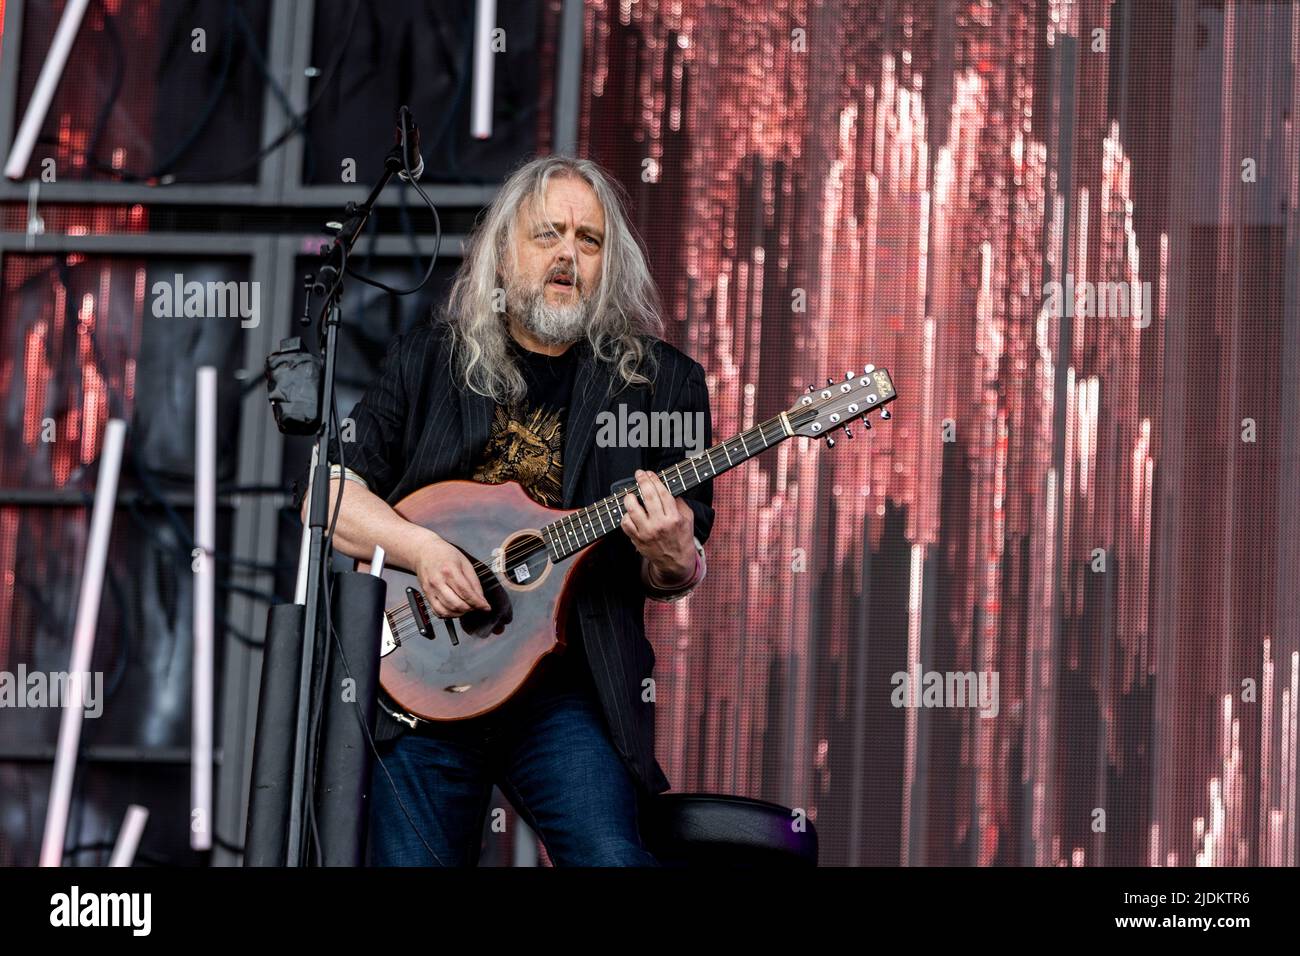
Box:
[514,564,530,583]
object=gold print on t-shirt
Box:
[473,402,564,506]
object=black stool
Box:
[642,793,818,866]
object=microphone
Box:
[396,106,424,182]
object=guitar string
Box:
[382,446,736,635]
[382,416,784,628]
[544,415,791,559]
[382,417,783,633]
[380,389,888,629]
[383,415,798,628]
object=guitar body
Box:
[360,480,592,722]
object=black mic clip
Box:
[388,105,425,182]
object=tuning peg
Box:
[862,419,872,429]
[864,364,875,374]
[807,384,816,392]
[880,409,891,420]
[845,370,855,380]
[844,427,853,439]
[825,436,836,448]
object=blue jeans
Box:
[366,665,660,867]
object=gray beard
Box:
[507,280,589,346]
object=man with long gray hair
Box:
[310,155,714,866]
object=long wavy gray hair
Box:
[441,155,664,403]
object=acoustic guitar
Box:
[363,364,898,724]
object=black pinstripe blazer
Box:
[331,319,714,795]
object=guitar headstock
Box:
[785,365,897,446]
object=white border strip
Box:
[109,805,150,868]
[471,0,497,139]
[4,0,92,180]
[192,367,216,851]
[39,418,125,866]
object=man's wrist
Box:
[647,551,696,588]
[642,538,706,601]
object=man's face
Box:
[504,175,605,346]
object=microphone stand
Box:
[285,135,414,867]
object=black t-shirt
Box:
[471,337,575,507]
[471,335,594,694]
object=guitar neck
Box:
[542,413,794,561]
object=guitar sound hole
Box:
[495,532,550,589]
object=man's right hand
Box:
[415,534,492,618]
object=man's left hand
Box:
[620,469,696,586]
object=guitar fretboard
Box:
[541,414,792,561]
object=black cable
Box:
[212,832,245,855]
[220,581,281,604]
[398,180,424,277]
[296,299,350,865]
[116,401,285,575]
[420,5,479,183]
[338,209,413,366]
[232,5,297,130]
[227,3,317,183]
[45,0,355,185]
[11,558,128,703]
[343,126,443,296]
[122,462,283,576]
[100,556,132,701]
[51,258,293,584]
[130,494,282,574]
[147,0,239,179]
[80,0,126,181]
[219,482,297,496]
[69,0,239,183]
[179,0,363,185]
[353,200,392,336]
[224,621,264,648]
[69,760,88,868]
[304,386,348,867]
[61,842,178,867]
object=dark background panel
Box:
[13,0,272,184]
[303,0,547,186]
